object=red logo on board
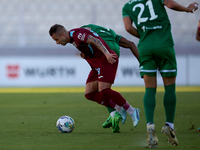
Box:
[7,65,19,78]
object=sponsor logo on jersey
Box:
[77,33,86,41]
[98,76,104,79]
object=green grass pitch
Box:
[0,88,199,150]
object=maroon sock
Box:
[100,88,126,106]
[85,91,110,106]
[108,100,116,108]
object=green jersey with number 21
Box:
[122,0,174,51]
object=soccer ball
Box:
[56,116,75,133]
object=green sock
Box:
[143,88,156,124]
[106,106,116,114]
[164,83,176,123]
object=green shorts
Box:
[139,46,177,78]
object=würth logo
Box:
[7,65,20,78]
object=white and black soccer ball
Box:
[56,116,75,133]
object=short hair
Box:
[49,24,65,36]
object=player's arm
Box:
[123,16,140,39]
[196,20,200,41]
[163,0,198,13]
[119,37,139,61]
[87,35,117,64]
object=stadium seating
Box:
[0,0,199,55]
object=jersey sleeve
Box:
[122,4,130,18]
[115,35,122,44]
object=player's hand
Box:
[187,3,198,13]
[105,53,117,64]
[80,52,86,59]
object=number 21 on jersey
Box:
[133,0,158,25]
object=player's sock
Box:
[147,122,154,127]
[106,106,116,114]
[164,83,176,123]
[107,102,128,125]
[110,110,116,118]
[85,91,119,116]
[85,91,110,106]
[108,99,118,108]
[100,88,126,106]
[100,88,137,115]
[122,101,135,114]
[143,88,156,123]
[114,104,122,112]
[166,122,174,130]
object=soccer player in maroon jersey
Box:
[49,24,140,133]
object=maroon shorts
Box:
[86,57,118,84]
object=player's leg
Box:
[85,80,118,112]
[93,82,120,132]
[102,39,129,123]
[98,82,140,128]
[101,38,127,127]
[161,77,178,146]
[159,46,178,146]
[163,76,176,126]
[84,71,122,132]
[85,80,122,132]
[85,80,108,106]
[84,70,112,106]
[84,71,120,114]
[140,50,158,148]
[97,56,139,128]
[143,75,158,148]
[85,81,123,116]
[143,75,157,124]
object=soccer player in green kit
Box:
[81,24,139,59]
[81,24,139,132]
[122,0,198,148]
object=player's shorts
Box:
[139,46,177,78]
[86,56,118,84]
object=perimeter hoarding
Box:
[0,56,199,87]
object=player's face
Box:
[51,32,67,46]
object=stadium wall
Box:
[0,55,200,87]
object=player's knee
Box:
[85,91,99,100]
[85,92,94,100]
[85,91,104,104]
[99,88,110,97]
